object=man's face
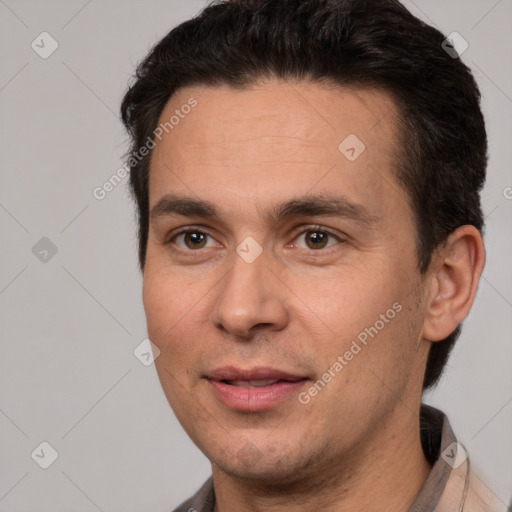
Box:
[144,81,431,480]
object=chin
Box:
[220,462,302,484]
[211,443,315,484]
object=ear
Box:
[422,225,486,342]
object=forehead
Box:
[148,80,406,220]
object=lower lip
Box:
[208,379,308,411]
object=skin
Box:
[143,80,485,512]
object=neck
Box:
[212,406,431,512]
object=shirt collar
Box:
[407,404,455,511]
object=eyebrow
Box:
[150,193,377,226]
[150,194,219,221]
[271,195,377,226]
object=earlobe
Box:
[422,225,486,342]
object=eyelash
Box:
[166,225,345,253]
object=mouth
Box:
[221,378,302,388]
[205,366,309,411]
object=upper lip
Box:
[206,366,307,382]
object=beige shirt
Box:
[172,405,508,512]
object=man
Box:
[120,0,506,510]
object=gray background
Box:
[0,1,511,510]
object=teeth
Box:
[228,379,279,388]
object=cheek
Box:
[143,236,229,325]
[289,266,422,387]
[298,292,424,435]
[143,272,204,411]
[143,264,200,338]
[288,266,398,340]
[142,266,219,377]
[142,273,170,341]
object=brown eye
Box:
[173,231,215,250]
[184,232,207,249]
[293,228,341,251]
[305,231,329,249]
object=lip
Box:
[206,366,309,412]
[207,366,305,382]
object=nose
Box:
[211,248,289,339]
